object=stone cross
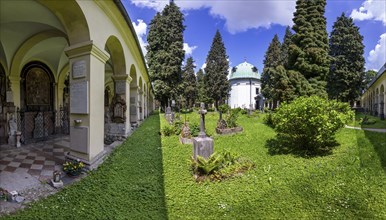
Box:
[198,102,207,138]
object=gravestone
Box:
[165,106,173,124]
[105,95,127,144]
[110,95,126,123]
[193,103,214,159]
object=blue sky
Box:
[123,0,386,73]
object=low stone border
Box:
[215,127,243,135]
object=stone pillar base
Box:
[65,149,108,171]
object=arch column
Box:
[111,75,132,137]
[130,86,140,125]
[139,89,144,121]
[65,41,110,168]
[144,92,148,118]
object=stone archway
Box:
[104,36,130,143]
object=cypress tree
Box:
[146,2,185,107]
[261,34,281,105]
[281,26,293,69]
[289,0,329,98]
[327,13,365,102]
[196,69,212,105]
[204,30,230,109]
[181,57,198,108]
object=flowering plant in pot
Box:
[63,160,84,176]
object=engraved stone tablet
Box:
[6,91,13,103]
[72,60,87,79]
[115,81,126,94]
[70,81,89,114]
[70,126,88,154]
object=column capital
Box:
[65,41,110,63]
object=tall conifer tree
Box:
[281,26,293,69]
[289,0,329,97]
[146,2,185,107]
[327,13,365,102]
[196,69,211,104]
[204,30,230,109]
[261,34,281,103]
[181,57,198,108]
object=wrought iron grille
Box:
[17,107,69,144]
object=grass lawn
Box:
[2,112,386,219]
[162,112,386,219]
[347,112,386,129]
[2,113,168,219]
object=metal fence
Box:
[17,106,69,144]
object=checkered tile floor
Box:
[0,136,70,179]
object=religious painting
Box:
[25,67,50,106]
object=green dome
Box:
[229,61,260,80]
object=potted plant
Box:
[63,160,84,176]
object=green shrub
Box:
[240,108,248,115]
[194,153,224,175]
[161,125,174,136]
[272,96,354,154]
[218,104,230,113]
[232,107,242,115]
[264,112,275,127]
[191,151,255,182]
[172,120,183,135]
[225,110,238,128]
[361,116,376,125]
[190,122,200,137]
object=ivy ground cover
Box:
[2,112,386,219]
[162,112,386,219]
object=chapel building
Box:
[227,61,264,110]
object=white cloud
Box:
[367,33,386,70]
[183,43,197,56]
[132,19,148,55]
[350,0,386,25]
[131,0,296,33]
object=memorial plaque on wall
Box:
[115,81,126,94]
[70,81,89,114]
[70,126,88,154]
[72,60,87,79]
[6,91,13,103]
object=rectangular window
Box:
[256,88,259,94]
